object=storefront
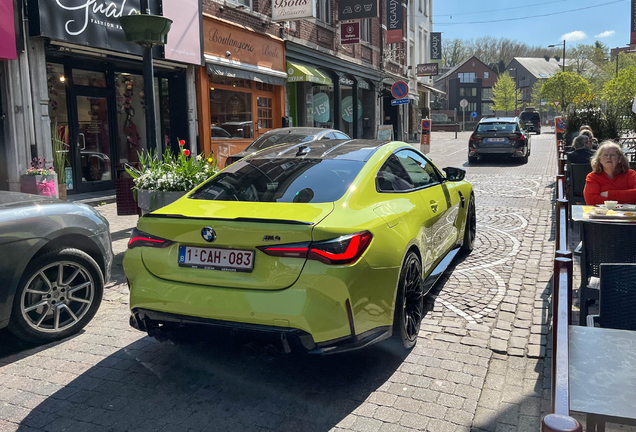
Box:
[196,15,286,166]
[11,0,202,195]
[285,42,381,140]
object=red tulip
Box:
[183,149,190,157]
[179,139,185,146]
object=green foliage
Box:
[491,73,519,114]
[126,147,218,192]
[51,120,67,184]
[603,65,636,131]
[540,72,592,111]
[564,97,627,145]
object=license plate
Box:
[486,138,506,142]
[178,246,254,272]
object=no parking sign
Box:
[391,81,409,99]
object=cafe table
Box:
[571,205,636,325]
[569,325,636,431]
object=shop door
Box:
[70,90,114,193]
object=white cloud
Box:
[561,31,587,41]
[595,30,616,38]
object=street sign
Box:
[471,111,477,119]
[391,81,409,99]
[421,119,431,153]
[391,98,409,106]
[459,99,468,108]
[553,101,561,108]
[422,120,430,129]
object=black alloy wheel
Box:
[393,251,424,349]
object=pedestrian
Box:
[584,141,636,205]
[567,135,595,164]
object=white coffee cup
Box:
[605,200,618,210]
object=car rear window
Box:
[249,133,316,151]
[520,112,540,122]
[476,123,517,133]
[189,158,364,203]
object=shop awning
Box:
[418,82,445,94]
[286,61,333,86]
[205,55,287,86]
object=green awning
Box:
[286,61,333,86]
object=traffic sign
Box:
[391,98,409,106]
[553,101,561,108]
[422,120,430,129]
[391,81,409,99]
[459,99,468,108]
[471,111,477,119]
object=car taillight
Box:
[308,231,373,265]
[258,231,373,265]
[128,228,172,249]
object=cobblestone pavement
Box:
[0,130,571,432]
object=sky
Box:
[432,0,630,49]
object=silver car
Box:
[0,192,112,343]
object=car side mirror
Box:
[443,167,466,182]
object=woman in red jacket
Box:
[584,141,636,205]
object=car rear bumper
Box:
[470,147,526,156]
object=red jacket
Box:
[584,169,636,205]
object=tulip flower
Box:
[183,149,190,157]
[179,139,185,146]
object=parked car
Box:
[0,192,112,343]
[519,109,541,135]
[468,117,531,164]
[224,127,350,167]
[124,140,475,354]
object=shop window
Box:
[73,69,107,88]
[210,89,253,139]
[46,63,71,183]
[210,75,251,89]
[316,0,331,24]
[257,97,273,130]
[255,82,274,92]
[115,73,151,163]
[312,85,334,128]
[227,0,251,9]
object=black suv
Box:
[468,117,531,164]
[519,110,541,135]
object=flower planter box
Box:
[20,174,59,199]
[137,190,185,215]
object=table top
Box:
[569,326,636,419]
[572,205,636,223]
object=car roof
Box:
[246,139,392,161]
[479,117,518,123]
[261,127,340,136]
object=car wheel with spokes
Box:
[8,248,104,343]
[392,251,424,350]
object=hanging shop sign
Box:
[632,0,636,45]
[386,0,402,44]
[416,63,438,77]
[0,0,16,60]
[163,0,203,65]
[28,0,161,55]
[203,16,285,72]
[338,0,378,20]
[272,0,316,22]
[340,22,360,45]
[430,32,442,60]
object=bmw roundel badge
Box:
[201,227,217,242]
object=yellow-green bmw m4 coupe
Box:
[124,140,475,354]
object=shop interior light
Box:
[59,76,66,82]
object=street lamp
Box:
[548,40,566,72]
[509,67,518,114]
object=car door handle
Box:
[430,201,438,213]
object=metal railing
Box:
[541,144,582,432]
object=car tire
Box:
[468,155,478,164]
[461,195,476,254]
[8,248,104,343]
[392,251,424,350]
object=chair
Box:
[579,222,636,325]
[567,161,593,226]
[587,264,636,330]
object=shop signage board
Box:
[203,16,285,72]
[391,98,408,106]
[416,63,438,77]
[391,81,408,99]
[377,125,393,140]
[0,0,16,60]
[340,22,360,45]
[386,0,402,44]
[314,93,330,123]
[163,0,203,65]
[430,32,442,60]
[28,0,161,55]
[272,0,316,22]
[338,0,378,19]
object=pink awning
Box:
[0,0,16,61]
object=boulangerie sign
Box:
[386,0,402,44]
[163,0,203,64]
[0,0,17,60]
[28,0,159,54]
[272,0,315,22]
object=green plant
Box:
[51,120,66,184]
[540,72,592,111]
[24,158,55,176]
[491,73,519,114]
[564,97,628,145]
[125,140,217,193]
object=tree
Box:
[540,72,592,110]
[442,38,469,68]
[603,65,636,113]
[492,73,519,115]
